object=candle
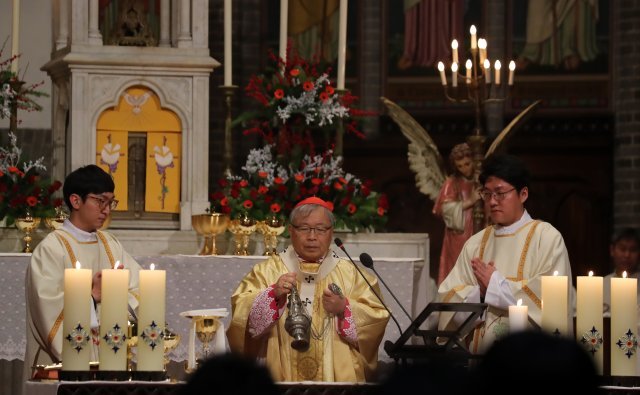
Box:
[62,262,92,371]
[483,59,491,84]
[279,0,288,66]
[611,271,638,376]
[478,38,487,65]
[494,60,502,85]
[508,60,516,86]
[336,0,348,90]
[223,0,232,86]
[437,62,447,86]
[541,271,568,336]
[11,0,20,73]
[576,271,604,374]
[137,263,166,371]
[451,39,459,65]
[469,25,477,50]
[465,59,472,84]
[509,299,528,333]
[451,62,458,88]
[99,267,130,371]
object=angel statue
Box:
[381,97,541,285]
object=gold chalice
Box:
[127,321,138,371]
[44,206,68,231]
[228,213,256,255]
[191,212,230,255]
[163,325,180,370]
[194,316,220,361]
[257,215,286,256]
[15,212,41,253]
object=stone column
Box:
[88,0,102,45]
[56,0,69,50]
[177,0,192,48]
[613,2,640,230]
[159,0,171,47]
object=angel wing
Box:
[381,97,446,201]
[485,100,542,158]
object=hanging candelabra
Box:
[436,25,516,232]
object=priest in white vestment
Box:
[24,165,141,381]
[438,154,576,354]
[227,197,389,382]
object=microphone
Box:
[359,252,412,321]
[334,238,403,334]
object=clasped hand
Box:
[471,257,496,297]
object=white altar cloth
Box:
[0,253,430,363]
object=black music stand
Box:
[384,302,487,367]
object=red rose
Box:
[311,178,323,186]
[220,197,229,206]
[258,171,268,179]
[325,85,335,95]
[270,203,281,213]
[377,207,386,216]
[333,182,343,191]
[230,189,239,198]
[378,194,389,210]
[8,166,20,174]
[258,185,269,195]
[338,177,347,184]
[303,81,314,91]
[294,173,304,182]
[26,196,38,207]
[290,68,300,77]
[347,203,357,214]
[243,200,254,209]
[239,180,249,188]
[319,92,329,102]
[274,177,284,185]
[274,89,284,99]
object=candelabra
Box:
[220,85,238,178]
[437,25,516,232]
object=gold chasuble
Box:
[227,246,389,382]
[24,228,141,380]
[438,220,575,354]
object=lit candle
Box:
[451,39,459,65]
[62,262,92,372]
[137,263,166,371]
[11,0,20,73]
[223,0,232,86]
[483,59,491,84]
[469,25,477,50]
[99,265,130,371]
[336,0,348,90]
[576,271,604,374]
[541,271,569,336]
[508,60,516,86]
[465,59,472,84]
[611,271,638,376]
[478,38,487,65]
[279,0,288,66]
[509,299,528,333]
[494,60,502,85]
[437,62,447,86]
[451,62,458,88]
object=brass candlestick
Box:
[220,85,238,178]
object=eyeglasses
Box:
[291,225,332,235]
[479,188,516,202]
[87,194,119,210]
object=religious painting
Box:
[145,132,181,213]
[99,0,160,46]
[96,130,129,211]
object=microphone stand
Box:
[334,238,403,334]
[359,253,412,321]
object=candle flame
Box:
[478,38,487,49]
[451,39,458,49]
[470,25,477,35]
[588,270,594,276]
[451,62,458,72]
[437,61,445,72]
[465,59,472,69]
[517,298,523,306]
[150,263,156,270]
[76,261,82,269]
[509,60,516,71]
[483,59,490,69]
[623,271,628,278]
[115,260,123,269]
[553,270,559,276]
[494,60,502,70]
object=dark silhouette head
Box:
[479,154,531,193]
[63,164,115,210]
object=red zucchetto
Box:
[295,196,334,212]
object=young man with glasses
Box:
[228,197,389,382]
[25,165,141,380]
[437,155,575,354]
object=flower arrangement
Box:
[210,144,388,233]
[0,133,63,226]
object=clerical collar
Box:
[62,219,98,242]
[295,251,329,264]
[494,210,532,236]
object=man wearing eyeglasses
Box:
[228,197,389,382]
[25,165,141,380]
[437,155,574,354]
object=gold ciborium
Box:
[191,212,230,255]
[257,215,286,256]
[228,213,256,255]
[163,325,181,371]
[43,206,68,231]
[15,211,41,253]
[194,316,220,362]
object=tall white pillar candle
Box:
[611,272,638,376]
[509,299,528,333]
[336,0,348,90]
[62,263,92,371]
[99,268,130,371]
[11,0,20,73]
[437,62,447,86]
[450,63,458,88]
[279,0,288,66]
[541,271,568,336]
[224,0,232,86]
[137,264,166,371]
[451,39,459,65]
[508,60,516,86]
[465,59,472,84]
[469,25,477,50]
[494,60,502,85]
[478,38,487,65]
[483,59,491,84]
[576,271,604,374]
